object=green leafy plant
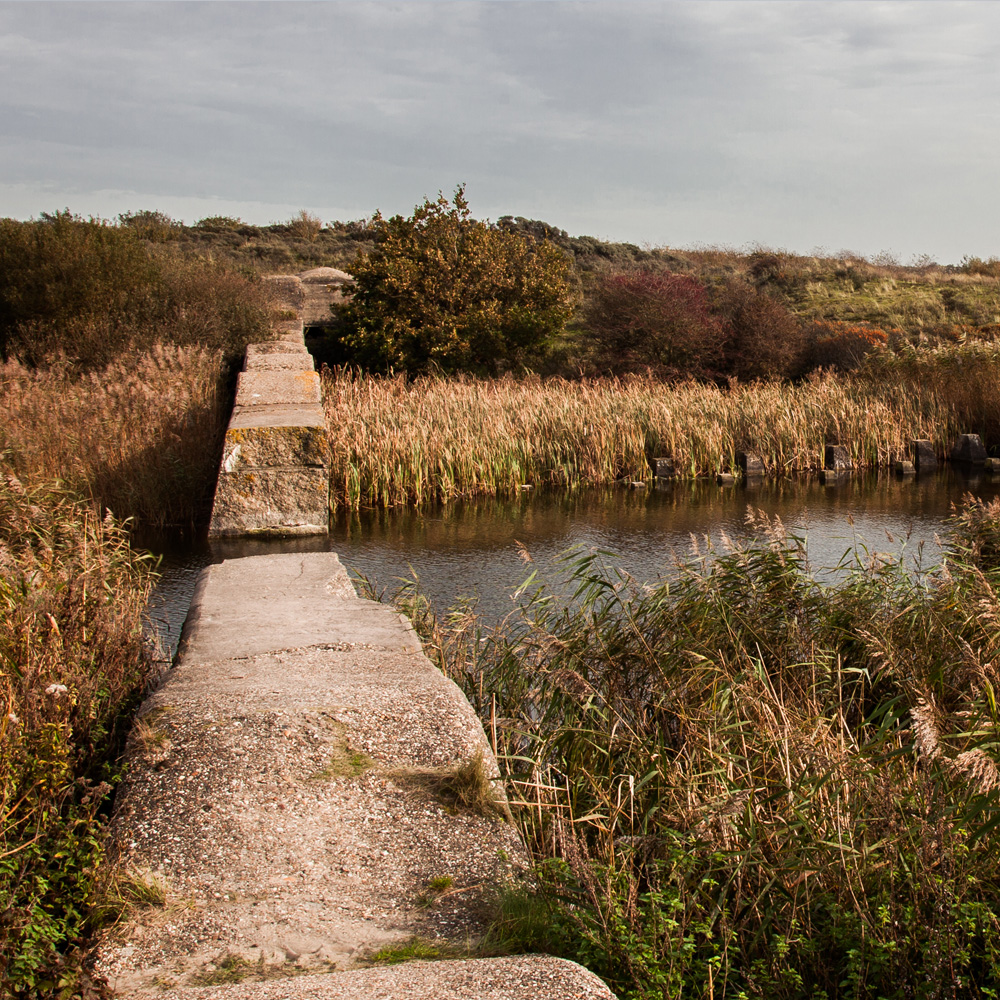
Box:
[336,186,575,375]
[389,505,1000,998]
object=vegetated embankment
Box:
[397,498,1000,999]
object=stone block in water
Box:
[950,433,987,464]
[717,472,736,485]
[652,457,675,479]
[985,457,1000,474]
[910,439,937,470]
[737,451,764,476]
[209,467,329,536]
[895,460,916,476]
[824,444,852,471]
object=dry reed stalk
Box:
[0,344,228,527]
[322,357,1000,510]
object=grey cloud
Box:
[1,2,999,259]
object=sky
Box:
[1,1,999,264]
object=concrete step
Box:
[94,554,608,998]
[121,955,616,999]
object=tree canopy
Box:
[337,187,574,375]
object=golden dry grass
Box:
[322,346,1000,510]
[0,344,229,527]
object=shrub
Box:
[804,319,891,371]
[0,213,273,368]
[118,210,181,243]
[287,209,323,242]
[716,279,807,379]
[336,186,575,375]
[582,267,724,377]
[961,256,1000,278]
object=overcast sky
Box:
[1,1,998,263]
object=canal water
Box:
[141,467,1000,663]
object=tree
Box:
[583,267,725,377]
[337,187,574,375]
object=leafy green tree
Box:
[338,187,574,375]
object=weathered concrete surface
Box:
[298,267,353,327]
[222,415,327,471]
[95,554,575,997]
[235,371,323,409]
[824,444,852,471]
[911,439,937,470]
[209,276,330,538]
[245,351,316,373]
[139,955,616,999]
[209,468,329,536]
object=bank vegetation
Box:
[394,499,1000,998]
[323,340,1000,510]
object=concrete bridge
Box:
[96,277,615,999]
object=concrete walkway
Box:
[96,553,614,999]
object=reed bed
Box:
[0,344,229,528]
[322,343,1000,509]
[0,470,153,994]
[395,504,1000,997]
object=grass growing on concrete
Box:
[397,500,1000,998]
[386,750,505,818]
[366,938,446,965]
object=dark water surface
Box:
[140,468,1000,662]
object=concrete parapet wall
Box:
[208,276,329,537]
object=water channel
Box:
[142,467,1000,663]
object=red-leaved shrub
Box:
[583,267,724,377]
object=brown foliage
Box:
[716,279,807,380]
[583,266,724,377]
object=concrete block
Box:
[717,472,736,485]
[222,414,328,470]
[272,318,305,336]
[247,340,310,357]
[244,351,316,372]
[895,460,916,476]
[737,451,764,476]
[265,274,305,313]
[951,433,987,464]
[824,444,852,471]
[235,370,322,408]
[209,467,329,536]
[985,457,1000,474]
[652,457,675,479]
[911,439,937,469]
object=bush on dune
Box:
[0,211,273,369]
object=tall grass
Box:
[322,344,1000,509]
[0,344,229,528]
[0,469,153,995]
[398,504,1000,998]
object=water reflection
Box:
[140,467,1000,662]
[330,469,1000,619]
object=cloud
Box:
[1,1,999,260]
